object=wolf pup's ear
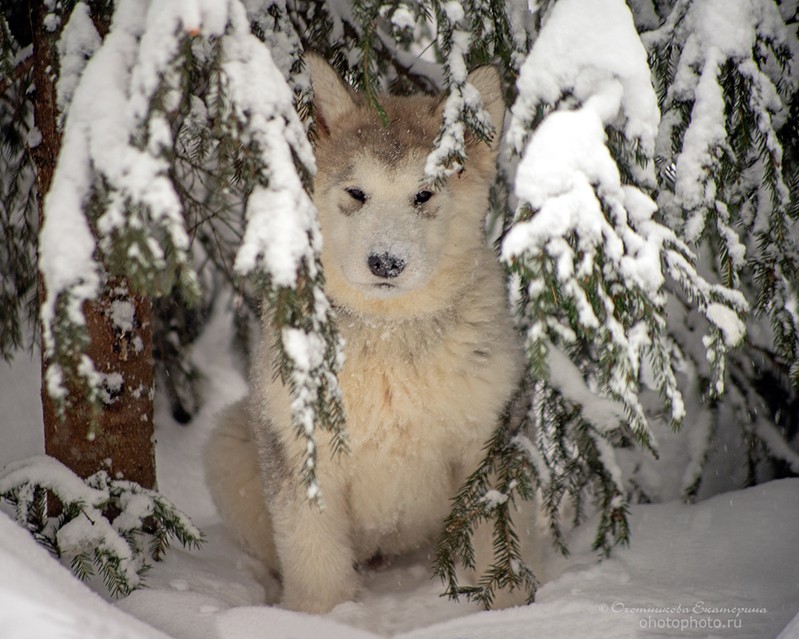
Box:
[466,65,505,151]
[306,53,357,137]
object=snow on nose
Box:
[367,252,406,279]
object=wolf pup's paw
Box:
[490,584,535,610]
[281,565,360,613]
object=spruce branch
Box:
[0,456,204,598]
[423,0,511,185]
[433,390,538,608]
[0,16,38,360]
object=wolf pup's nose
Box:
[368,252,406,279]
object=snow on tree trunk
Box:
[42,282,156,488]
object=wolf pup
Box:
[205,55,528,613]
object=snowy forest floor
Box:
[2,304,798,639]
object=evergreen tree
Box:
[1,0,797,606]
[436,0,798,605]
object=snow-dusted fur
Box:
[205,55,528,613]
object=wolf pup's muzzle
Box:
[367,252,406,279]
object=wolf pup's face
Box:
[307,55,504,319]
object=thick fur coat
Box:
[205,55,529,613]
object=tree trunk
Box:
[28,0,157,489]
[41,287,157,488]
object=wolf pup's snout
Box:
[367,252,406,279]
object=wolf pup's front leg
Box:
[267,465,359,613]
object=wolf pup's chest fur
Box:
[204,54,527,614]
[334,282,521,557]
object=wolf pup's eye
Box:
[346,187,367,203]
[414,190,433,206]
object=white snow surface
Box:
[2,307,799,638]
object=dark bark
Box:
[42,286,157,488]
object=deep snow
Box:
[2,304,798,639]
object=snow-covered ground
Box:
[2,307,798,639]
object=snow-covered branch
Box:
[0,456,203,597]
[646,0,799,385]
[424,0,512,184]
[39,0,345,499]
[498,0,761,551]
